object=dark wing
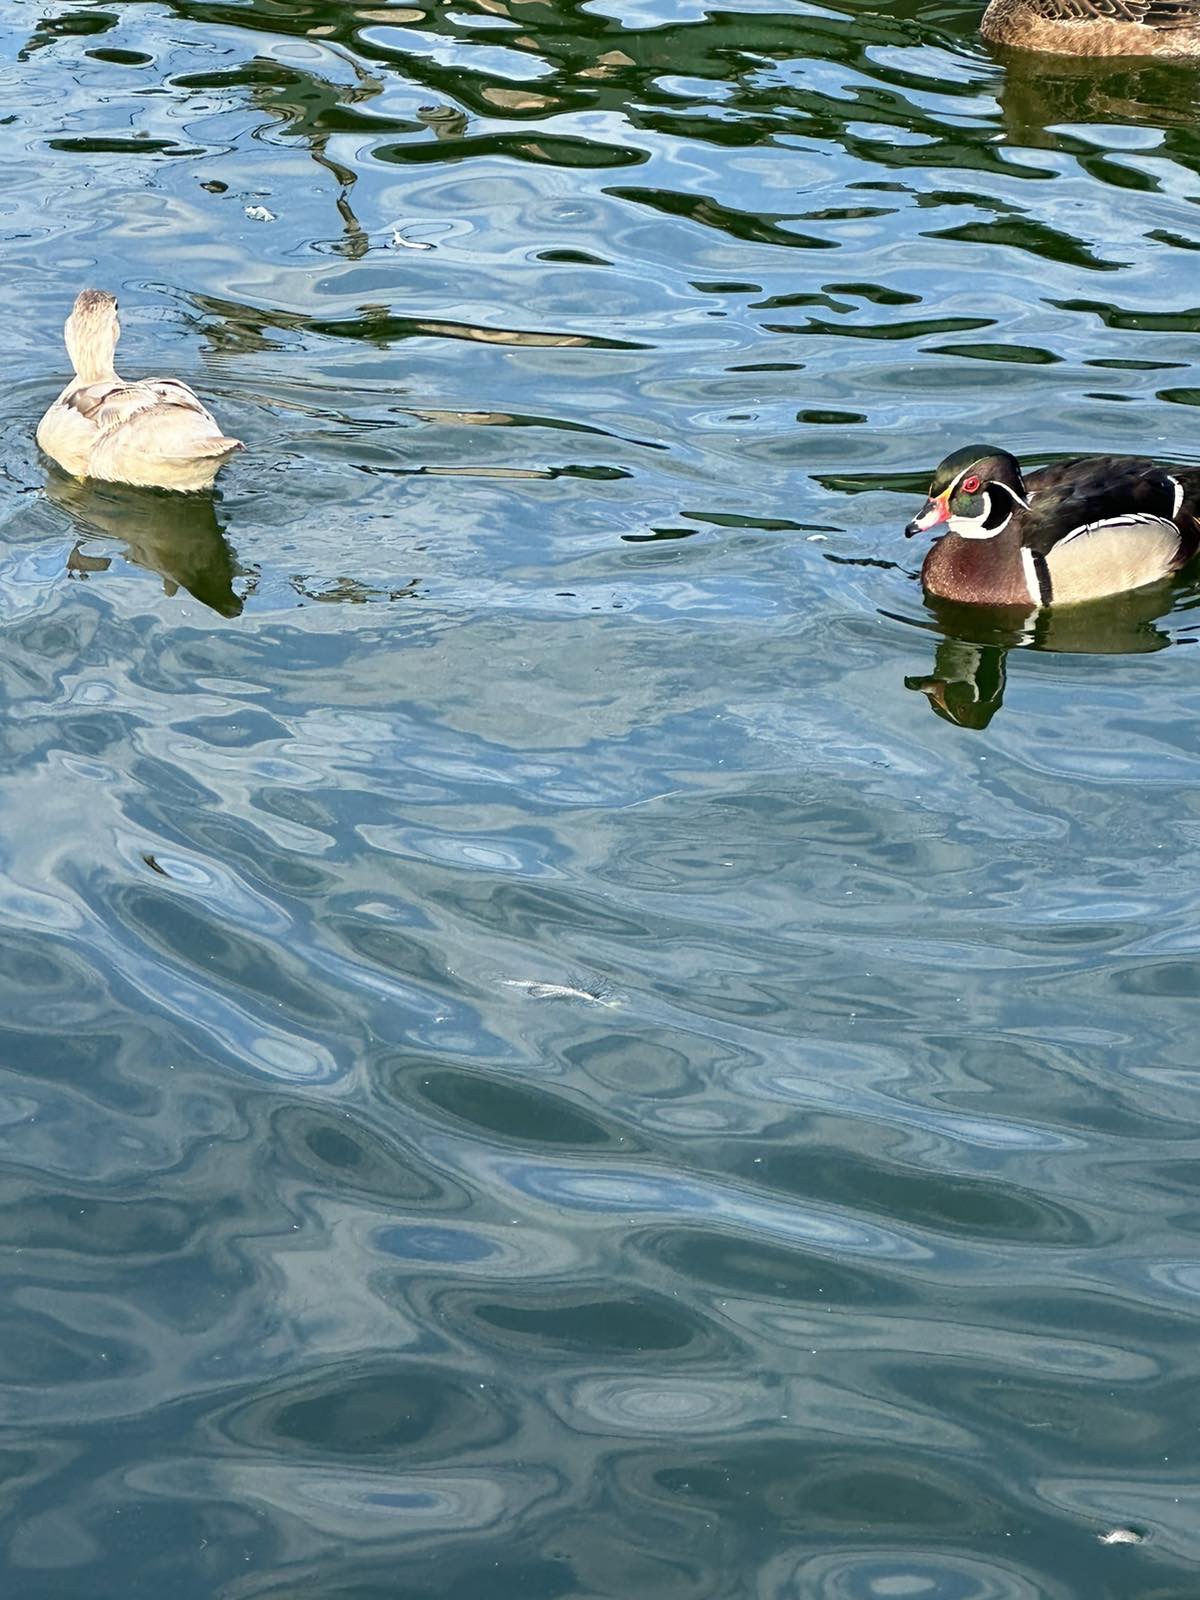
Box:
[1026,0,1200,23]
[1022,456,1182,555]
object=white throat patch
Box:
[949,487,1013,541]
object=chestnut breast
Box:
[921,531,1033,606]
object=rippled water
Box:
[4,2,1200,1596]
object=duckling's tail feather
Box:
[174,435,244,460]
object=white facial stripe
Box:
[948,464,1029,514]
[951,464,1029,511]
[951,514,998,539]
[947,466,982,501]
[949,486,1013,541]
[1170,475,1183,518]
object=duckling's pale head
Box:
[64,289,120,383]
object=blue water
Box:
[2,2,1200,1596]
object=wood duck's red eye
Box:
[961,474,981,495]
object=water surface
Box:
[3,2,1200,1597]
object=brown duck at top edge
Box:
[981,0,1200,57]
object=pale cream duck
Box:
[982,0,1200,57]
[37,290,243,493]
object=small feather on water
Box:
[245,205,276,222]
[1098,1529,1143,1546]
[502,979,617,1005]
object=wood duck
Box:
[37,290,243,493]
[982,0,1200,56]
[905,445,1200,606]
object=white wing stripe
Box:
[1055,512,1177,547]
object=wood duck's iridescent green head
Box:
[905,445,1029,541]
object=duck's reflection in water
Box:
[995,46,1200,149]
[904,583,1179,729]
[49,472,246,618]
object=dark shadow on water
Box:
[47,472,246,618]
[895,581,1182,729]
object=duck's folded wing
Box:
[1019,456,1193,602]
[75,378,242,490]
[69,377,220,434]
[1026,0,1200,24]
[1024,457,1183,554]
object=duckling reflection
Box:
[49,471,244,618]
[905,584,1176,729]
